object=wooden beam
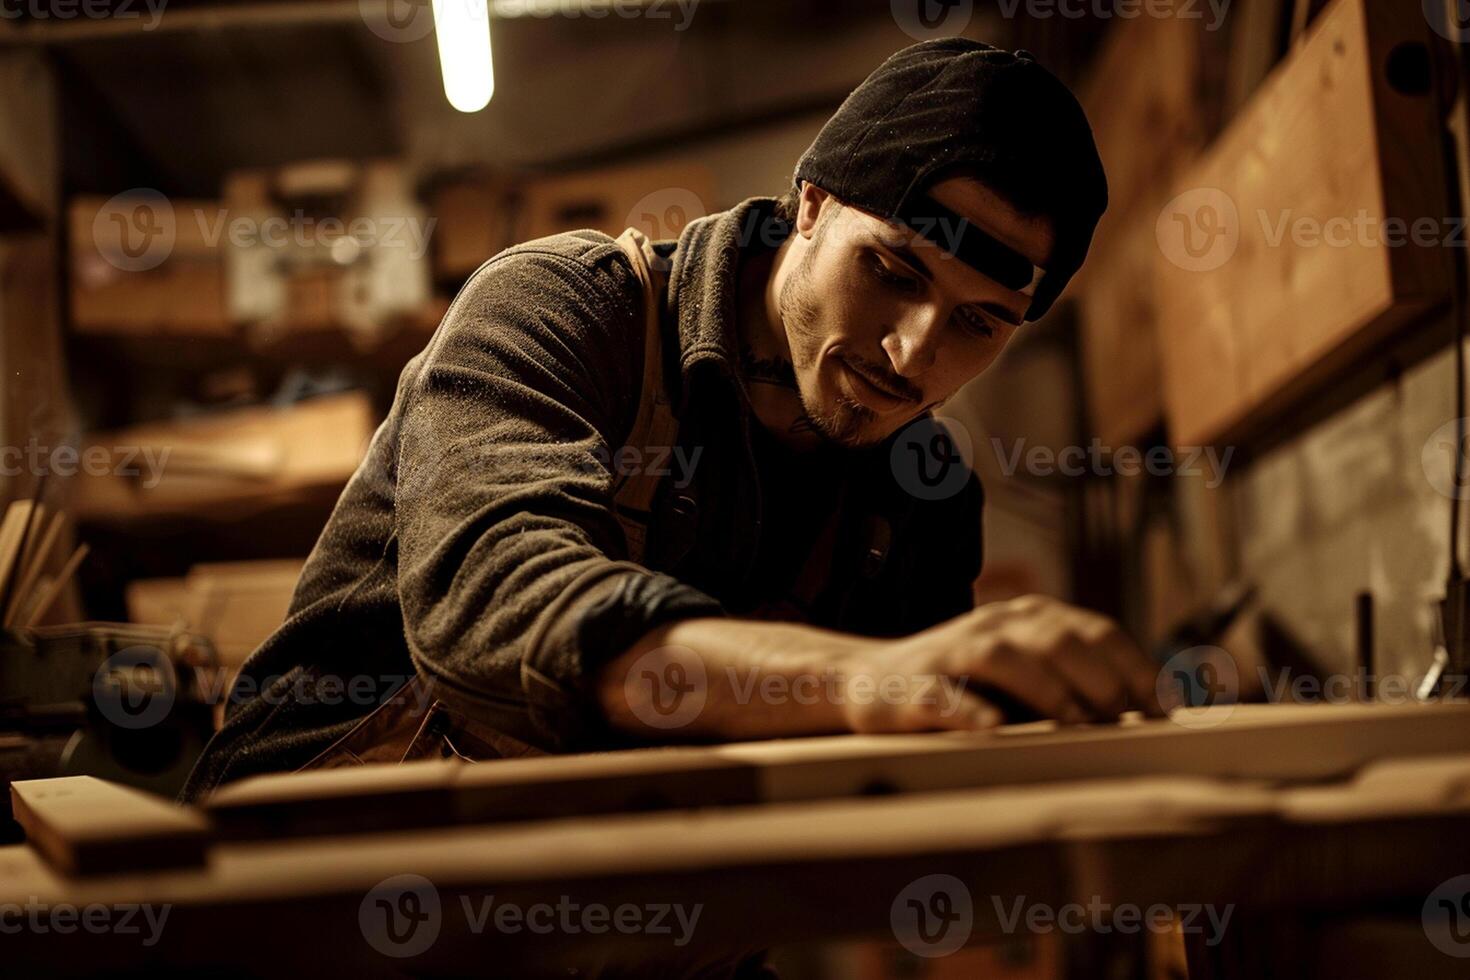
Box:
[207,702,1470,839]
[10,776,209,876]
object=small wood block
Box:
[11,776,209,876]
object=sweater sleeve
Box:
[392,238,723,749]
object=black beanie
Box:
[793,38,1109,321]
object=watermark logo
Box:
[92,645,178,730]
[891,0,973,40]
[359,0,435,43]
[1423,418,1470,500]
[1157,187,1239,272]
[0,0,168,30]
[1259,666,1450,706]
[461,894,702,944]
[891,874,973,957]
[993,895,1233,946]
[1424,0,1470,44]
[994,0,1231,32]
[0,899,171,945]
[1424,875,1470,957]
[891,416,975,501]
[92,189,175,272]
[1156,645,1238,728]
[497,0,698,28]
[624,645,707,730]
[0,440,170,487]
[625,186,707,243]
[360,874,442,958]
[991,437,1233,489]
[587,443,703,489]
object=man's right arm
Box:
[598,595,1171,740]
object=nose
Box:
[881,305,945,378]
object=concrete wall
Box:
[1231,317,1466,682]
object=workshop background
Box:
[0,0,1461,976]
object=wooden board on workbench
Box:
[206,702,1470,841]
[12,755,1470,977]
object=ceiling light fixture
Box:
[432,0,495,113]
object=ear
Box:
[796,182,832,239]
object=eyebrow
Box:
[875,237,1028,328]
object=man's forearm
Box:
[596,595,1169,741]
[596,617,873,739]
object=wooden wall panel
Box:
[1157,0,1449,447]
[1075,10,1214,445]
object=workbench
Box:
[6,702,1470,978]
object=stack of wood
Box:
[0,497,86,631]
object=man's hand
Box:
[597,595,1169,741]
[836,594,1168,734]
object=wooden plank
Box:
[13,756,1470,976]
[22,543,86,628]
[10,776,209,876]
[1157,0,1449,447]
[206,702,1470,840]
[127,558,304,666]
[72,391,374,522]
[0,499,33,603]
[1074,10,1214,445]
[4,510,61,628]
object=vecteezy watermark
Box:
[1424,0,1470,44]
[588,444,703,490]
[622,646,973,730]
[92,189,175,272]
[195,209,436,260]
[0,0,167,30]
[93,646,179,730]
[0,899,171,946]
[496,0,699,30]
[891,416,975,501]
[92,655,436,731]
[990,437,1234,489]
[624,646,709,730]
[1156,187,1240,273]
[359,0,698,43]
[992,895,1234,947]
[625,186,708,269]
[1423,418,1470,500]
[1255,210,1470,251]
[1258,666,1459,706]
[1157,645,1239,729]
[87,190,436,273]
[359,875,703,959]
[890,0,973,40]
[1159,187,1470,273]
[891,874,974,957]
[1424,875,1470,958]
[0,439,170,487]
[361,874,442,958]
[995,0,1230,31]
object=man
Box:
[181,38,1165,802]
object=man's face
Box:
[776,175,1056,447]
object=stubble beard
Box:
[777,235,879,449]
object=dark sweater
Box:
[180,197,984,802]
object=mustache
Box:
[839,354,924,404]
